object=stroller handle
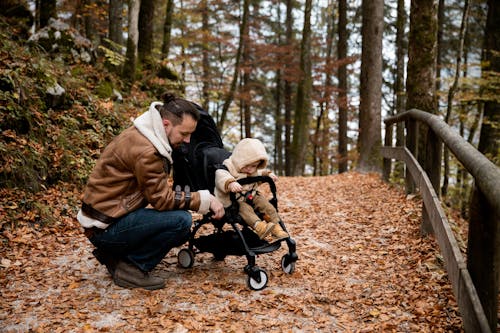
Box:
[236,175,277,195]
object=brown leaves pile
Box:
[0,172,464,332]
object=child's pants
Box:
[238,192,279,227]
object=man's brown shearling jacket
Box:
[82,126,201,219]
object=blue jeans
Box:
[88,208,192,272]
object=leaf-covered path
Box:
[1,172,463,332]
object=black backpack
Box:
[172,104,231,193]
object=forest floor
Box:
[0,172,468,332]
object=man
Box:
[77,93,225,290]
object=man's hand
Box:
[209,195,225,219]
[228,182,243,193]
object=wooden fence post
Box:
[468,186,500,330]
[405,119,417,194]
[421,129,442,235]
[383,123,393,181]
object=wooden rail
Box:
[382,109,500,333]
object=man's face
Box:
[164,115,197,149]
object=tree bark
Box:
[39,0,56,29]
[201,0,210,111]
[138,0,155,67]
[357,0,383,173]
[218,0,249,133]
[283,0,294,176]
[468,1,500,326]
[337,0,348,174]
[406,0,438,167]
[394,0,407,178]
[108,0,124,48]
[161,0,174,59]
[442,0,470,197]
[123,0,141,84]
[290,0,312,176]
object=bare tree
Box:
[218,0,249,132]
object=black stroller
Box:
[172,105,298,290]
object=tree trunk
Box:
[406,0,438,167]
[442,0,470,197]
[290,0,312,176]
[138,0,155,67]
[274,3,284,176]
[283,0,294,176]
[108,0,124,48]
[201,0,210,111]
[39,0,56,29]
[123,0,141,84]
[242,2,252,138]
[337,0,348,174]
[468,0,500,328]
[161,0,174,59]
[394,0,407,178]
[357,0,383,173]
[218,0,249,133]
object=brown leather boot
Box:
[113,260,165,290]
[92,248,117,275]
[253,221,275,239]
[271,224,289,241]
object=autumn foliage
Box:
[1,173,464,331]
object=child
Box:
[214,138,289,241]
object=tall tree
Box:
[441,0,470,196]
[393,0,407,177]
[283,0,294,176]
[406,0,438,165]
[241,0,253,138]
[218,0,249,132]
[274,1,284,176]
[161,0,174,59]
[468,2,500,328]
[201,0,210,111]
[357,0,383,173]
[38,0,56,29]
[123,0,141,83]
[138,0,155,66]
[108,0,124,48]
[290,0,313,176]
[337,0,348,173]
[314,1,335,176]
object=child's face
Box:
[240,161,260,175]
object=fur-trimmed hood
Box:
[133,102,173,163]
[225,138,268,173]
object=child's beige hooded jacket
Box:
[214,138,272,207]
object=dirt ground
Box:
[1,172,464,332]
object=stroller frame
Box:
[177,176,298,290]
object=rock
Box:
[28,18,95,64]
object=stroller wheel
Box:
[177,248,194,268]
[281,254,296,274]
[247,268,268,291]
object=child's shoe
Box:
[271,224,289,241]
[253,221,275,239]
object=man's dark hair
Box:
[156,93,200,125]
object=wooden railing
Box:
[382,109,500,333]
